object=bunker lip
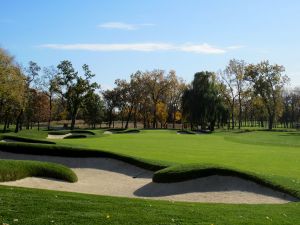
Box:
[0,151,297,204]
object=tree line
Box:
[0,48,299,132]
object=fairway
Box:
[57,130,300,193]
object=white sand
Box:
[0,139,20,143]
[103,131,113,134]
[47,133,72,139]
[0,151,297,204]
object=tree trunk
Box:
[238,96,242,129]
[268,114,274,130]
[48,96,52,130]
[125,106,133,129]
[15,109,23,133]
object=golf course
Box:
[0,128,299,224]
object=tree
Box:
[219,59,247,129]
[166,70,187,128]
[82,92,104,128]
[0,48,26,133]
[245,61,289,130]
[103,88,119,128]
[156,101,168,128]
[41,66,59,130]
[144,70,170,128]
[182,71,222,131]
[56,60,99,130]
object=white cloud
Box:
[226,45,246,50]
[40,43,173,52]
[98,22,154,30]
[179,43,226,54]
[39,42,229,54]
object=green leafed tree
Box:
[56,60,99,130]
[182,71,223,131]
[245,61,289,130]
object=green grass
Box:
[0,159,77,182]
[63,134,87,139]
[0,186,299,225]
[0,128,300,224]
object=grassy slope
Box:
[0,186,299,225]
[0,159,77,182]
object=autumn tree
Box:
[245,61,289,130]
[166,70,186,128]
[0,48,26,132]
[41,66,59,130]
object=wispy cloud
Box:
[39,42,229,54]
[98,22,154,30]
[226,45,246,50]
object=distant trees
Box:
[1,45,299,132]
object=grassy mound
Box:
[63,134,87,139]
[106,129,140,134]
[0,135,55,144]
[48,130,95,135]
[153,164,300,198]
[0,142,169,171]
[0,159,77,182]
[177,130,196,135]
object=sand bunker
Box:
[0,151,297,204]
[0,139,21,143]
[47,133,72,139]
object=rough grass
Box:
[0,159,77,182]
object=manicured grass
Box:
[0,128,300,224]
[0,186,299,225]
[0,159,77,182]
[63,134,87,139]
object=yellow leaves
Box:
[175,111,182,121]
[156,101,168,124]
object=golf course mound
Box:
[177,130,196,135]
[0,135,55,144]
[0,159,77,182]
[104,129,140,134]
[0,150,297,204]
[47,130,94,139]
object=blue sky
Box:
[1,0,300,88]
